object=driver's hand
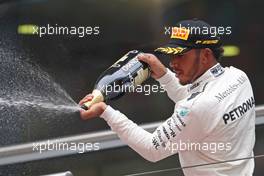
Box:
[79,94,107,120]
[137,53,167,79]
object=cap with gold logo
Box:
[155,19,222,55]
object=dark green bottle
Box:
[81,50,150,110]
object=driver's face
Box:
[169,49,202,85]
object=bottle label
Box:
[121,58,139,72]
[94,50,150,100]
[133,67,150,86]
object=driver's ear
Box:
[201,48,213,64]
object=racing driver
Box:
[79,19,256,176]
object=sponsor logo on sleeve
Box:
[177,108,190,118]
[167,119,176,138]
[162,126,170,140]
[152,137,160,150]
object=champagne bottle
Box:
[81,50,150,110]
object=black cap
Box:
[155,19,222,55]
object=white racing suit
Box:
[100,63,255,176]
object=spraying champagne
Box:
[81,50,150,110]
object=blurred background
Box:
[0,0,263,175]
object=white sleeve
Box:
[100,105,207,162]
[157,68,188,103]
